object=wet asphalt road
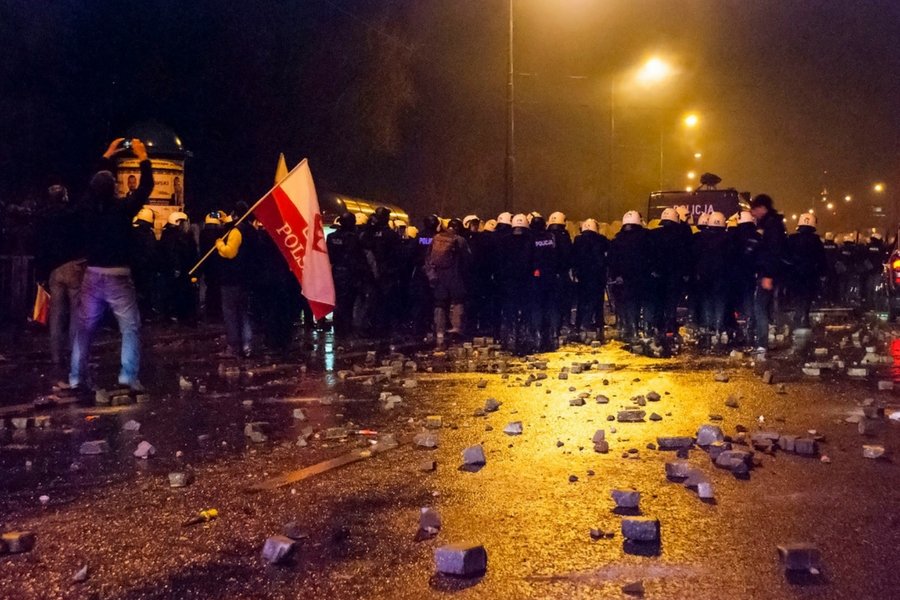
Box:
[2,321,900,599]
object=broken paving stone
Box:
[617,410,646,423]
[696,424,725,446]
[863,445,885,459]
[2,531,36,553]
[133,440,156,459]
[569,474,579,482]
[593,441,610,454]
[261,535,295,564]
[633,395,647,407]
[72,565,89,583]
[592,430,606,444]
[485,425,494,432]
[725,396,740,409]
[323,427,349,440]
[715,449,753,471]
[484,398,502,413]
[777,435,797,452]
[708,414,724,421]
[762,370,774,384]
[79,440,109,455]
[611,490,641,509]
[434,543,487,577]
[665,461,692,479]
[282,522,308,541]
[168,471,194,488]
[622,580,645,596]
[419,507,442,534]
[95,389,110,405]
[714,371,730,382]
[569,397,586,407]
[697,482,715,499]
[419,460,437,472]
[503,422,523,435]
[794,438,818,456]
[122,419,141,432]
[858,419,880,436]
[862,405,884,419]
[462,445,486,466]
[657,436,693,450]
[878,380,894,391]
[621,517,660,542]
[707,441,732,461]
[649,413,662,422]
[244,422,270,443]
[646,391,661,402]
[292,408,308,421]
[11,417,29,429]
[425,416,443,429]
[477,379,488,389]
[473,408,486,417]
[847,367,868,378]
[777,543,822,572]
[596,395,610,404]
[414,432,439,448]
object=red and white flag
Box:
[253,159,335,319]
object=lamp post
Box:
[505,0,515,212]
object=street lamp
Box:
[694,152,702,159]
[505,0,515,211]
[683,113,699,128]
[844,194,852,202]
[874,182,885,193]
[687,171,696,180]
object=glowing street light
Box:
[636,57,673,85]
[687,171,696,180]
[874,182,885,193]
[693,152,702,159]
[844,194,852,202]
[791,214,798,220]
[685,186,693,192]
[826,202,834,210]
[683,113,699,128]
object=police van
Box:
[647,188,747,224]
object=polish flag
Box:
[253,159,335,319]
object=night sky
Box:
[2,0,898,230]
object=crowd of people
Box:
[28,138,895,391]
[326,195,892,357]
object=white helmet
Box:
[843,233,856,243]
[167,211,188,226]
[512,213,528,228]
[871,232,883,240]
[581,218,598,233]
[708,211,726,228]
[483,219,497,232]
[674,205,689,222]
[548,211,566,225]
[527,211,542,224]
[824,232,835,241]
[739,210,754,224]
[622,210,642,226]
[697,212,710,226]
[797,213,817,228]
[660,208,679,223]
[462,214,480,229]
[355,212,368,226]
[497,212,512,225]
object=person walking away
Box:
[547,212,574,335]
[749,194,787,357]
[327,212,367,340]
[69,138,154,392]
[425,218,470,344]
[198,211,224,321]
[835,233,862,307]
[572,218,609,341]
[607,211,651,343]
[497,214,534,354]
[215,207,255,358]
[159,211,198,324]
[35,184,86,372]
[529,214,561,351]
[785,213,826,350]
[359,207,402,337]
[862,232,887,309]
[821,232,839,305]
[130,207,159,321]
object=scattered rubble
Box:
[133,440,156,459]
[462,445,486,466]
[611,490,641,509]
[863,445,885,459]
[503,422,523,435]
[434,543,487,576]
[419,507,442,535]
[777,543,822,572]
[261,535,295,564]
[79,440,109,455]
[621,517,660,542]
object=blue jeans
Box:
[70,269,141,387]
[221,285,252,353]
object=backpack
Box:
[427,233,457,270]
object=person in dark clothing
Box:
[488,213,514,338]
[327,212,367,339]
[608,211,651,342]
[215,207,255,357]
[425,217,470,341]
[130,207,159,321]
[35,184,86,368]
[572,218,608,338]
[785,213,827,329]
[821,232,839,305]
[547,212,574,335]
[692,212,731,337]
[648,208,692,339]
[749,194,787,354]
[251,219,299,353]
[159,211,198,324]
[198,212,225,321]
[359,206,401,337]
[396,224,420,333]
[529,215,561,351]
[835,233,863,307]
[69,138,154,391]
[498,214,534,354]
[461,214,488,336]
[728,211,761,345]
[862,233,887,309]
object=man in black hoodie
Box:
[786,212,826,330]
[608,211,651,342]
[69,138,154,391]
[648,208,692,340]
[749,194,786,355]
[572,218,608,339]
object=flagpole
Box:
[188,159,307,276]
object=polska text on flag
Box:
[253,159,335,319]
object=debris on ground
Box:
[133,440,156,459]
[612,490,641,509]
[434,543,488,576]
[621,517,660,542]
[79,440,109,455]
[622,580,645,596]
[419,507,442,535]
[777,543,822,573]
[503,421,523,435]
[261,535,295,564]
[863,445,885,459]
[462,445,486,466]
